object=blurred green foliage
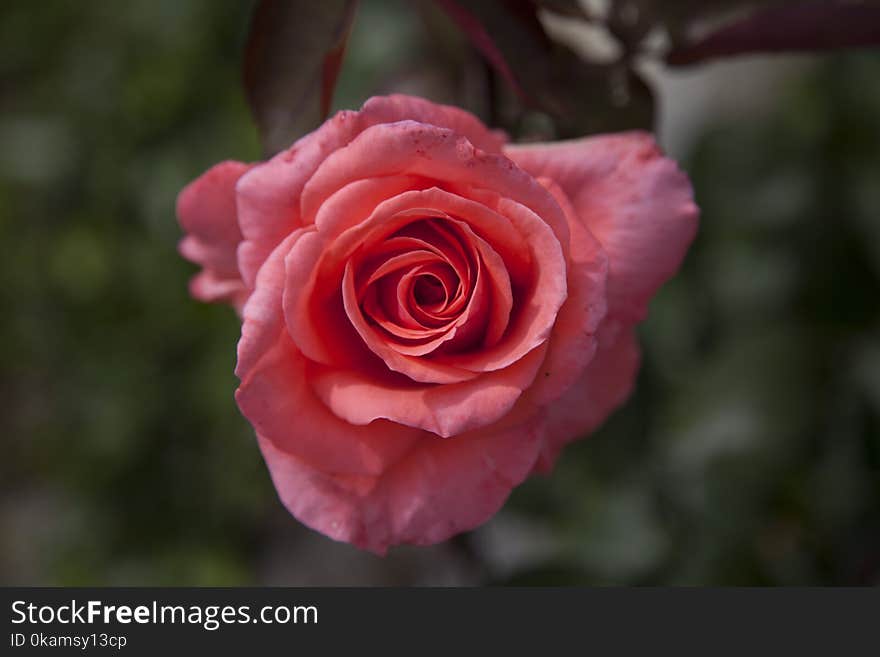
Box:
[1,0,878,585]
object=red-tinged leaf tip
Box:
[433,0,529,101]
[244,0,358,156]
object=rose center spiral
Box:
[412,274,447,307]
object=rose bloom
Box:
[177,95,697,553]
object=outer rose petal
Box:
[176,160,252,309]
[238,336,421,476]
[524,178,609,406]
[358,94,507,154]
[256,405,542,555]
[187,270,248,310]
[504,132,699,322]
[299,121,570,255]
[534,321,641,473]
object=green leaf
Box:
[243,0,358,156]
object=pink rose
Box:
[177,95,698,553]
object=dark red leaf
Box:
[321,37,350,119]
[667,1,880,66]
[244,0,358,156]
[433,0,656,137]
[432,0,530,100]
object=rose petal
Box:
[283,228,377,371]
[237,335,420,476]
[236,231,304,376]
[524,177,609,405]
[256,403,541,554]
[363,286,451,339]
[310,343,548,437]
[176,160,252,306]
[534,321,640,473]
[186,269,248,312]
[504,132,699,322]
[358,94,507,155]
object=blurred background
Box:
[1,0,878,585]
